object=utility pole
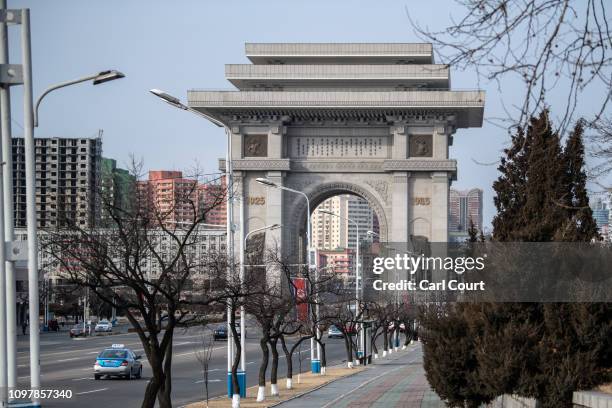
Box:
[1,3,31,405]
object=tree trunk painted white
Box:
[402,345,407,350]
[232,394,240,408]
[286,378,293,389]
[347,361,353,369]
[320,366,326,375]
[382,350,387,357]
[256,386,265,402]
[270,383,279,396]
[374,353,379,359]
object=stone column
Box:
[267,124,284,158]
[231,126,242,160]
[391,172,409,243]
[430,172,449,242]
[391,125,407,159]
[264,171,283,251]
[432,125,448,159]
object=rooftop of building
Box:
[244,43,434,64]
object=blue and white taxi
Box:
[94,344,143,380]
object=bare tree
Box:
[194,330,216,408]
[410,0,612,135]
[367,297,395,358]
[589,116,612,182]
[43,162,229,408]
[322,293,364,368]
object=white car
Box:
[94,344,142,380]
[95,320,113,332]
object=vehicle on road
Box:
[95,319,113,333]
[213,323,244,340]
[69,323,89,338]
[327,325,343,338]
[213,325,227,340]
[94,344,142,380]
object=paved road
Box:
[276,343,443,408]
[15,323,350,408]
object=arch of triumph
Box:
[188,43,485,263]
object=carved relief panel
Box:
[243,134,268,157]
[409,134,433,158]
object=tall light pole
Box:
[149,89,242,407]
[34,69,124,330]
[242,223,281,402]
[254,178,322,373]
[319,209,363,363]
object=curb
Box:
[267,365,370,407]
[268,346,420,407]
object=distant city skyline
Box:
[5,1,608,229]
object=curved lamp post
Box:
[241,223,281,401]
[319,209,363,365]
[254,177,323,373]
[34,70,124,127]
[149,89,244,406]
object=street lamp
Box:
[34,70,124,127]
[18,64,124,406]
[150,89,243,407]
[254,178,322,373]
[33,69,125,331]
[241,224,280,401]
[318,209,364,365]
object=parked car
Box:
[95,320,113,333]
[69,323,89,338]
[94,344,142,380]
[327,325,343,338]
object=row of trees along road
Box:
[421,111,612,408]
[39,163,418,408]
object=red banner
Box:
[292,277,308,322]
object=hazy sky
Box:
[4,0,606,229]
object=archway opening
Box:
[310,193,379,282]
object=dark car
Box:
[213,325,227,340]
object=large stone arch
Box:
[282,178,390,260]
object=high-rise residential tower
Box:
[12,137,102,228]
[449,188,483,232]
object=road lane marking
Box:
[194,379,222,384]
[174,345,225,357]
[75,388,108,395]
[56,357,79,362]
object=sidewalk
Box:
[275,344,444,408]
